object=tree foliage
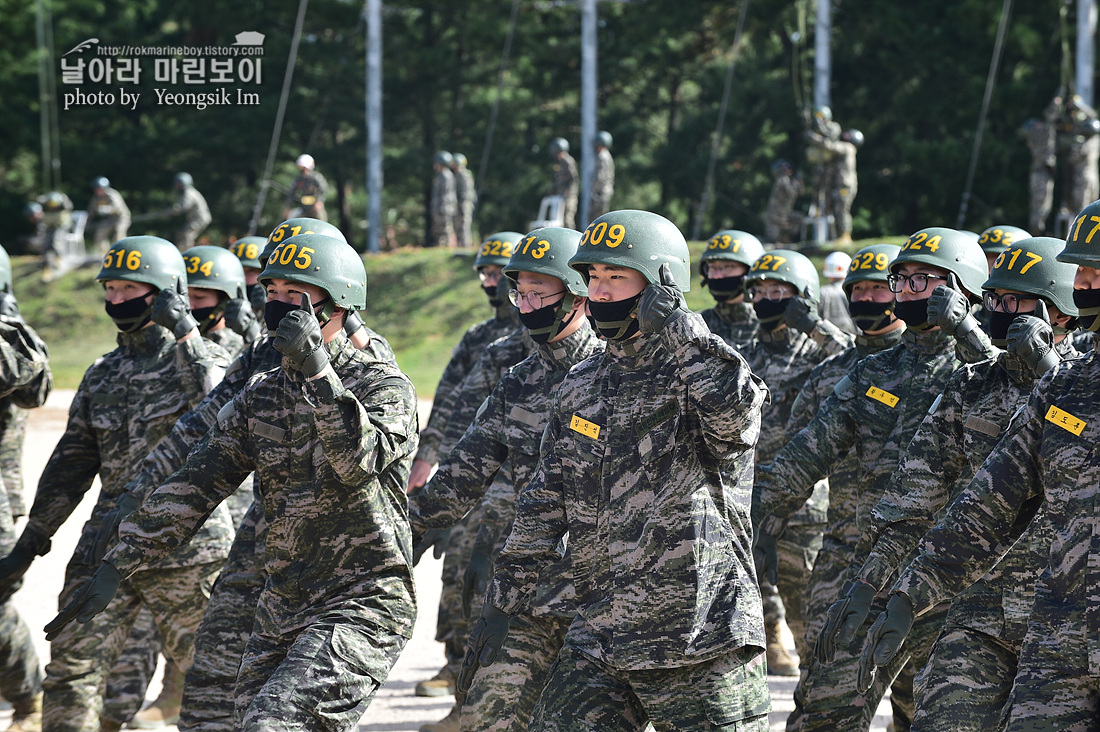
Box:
[0,0,1076,251]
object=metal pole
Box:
[1078,0,1097,107]
[366,0,382,253]
[580,0,597,228]
[813,0,831,111]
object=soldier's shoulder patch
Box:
[635,400,678,438]
[216,400,236,427]
[225,356,246,380]
[833,375,858,400]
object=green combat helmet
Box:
[229,236,267,270]
[260,233,367,322]
[890,227,988,298]
[569,210,691,290]
[504,227,586,343]
[977,224,1031,255]
[261,218,347,268]
[596,131,613,148]
[700,229,765,295]
[844,243,901,332]
[983,236,1079,343]
[744,249,820,331]
[474,232,524,271]
[434,151,453,167]
[548,138,569,156]
[173,172,193,188]
[97,236,187,332]
[452,153,467,168]
[1059,200,1100,330]
[183,245,247,334]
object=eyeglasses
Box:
[983,291,1038,314]
[886,273,947,293]
[477,269,502,283]
[748,285,795,300]
[508,289,565,309]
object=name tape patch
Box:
[866,386,900,408]
[1045,405,1086,436]
[635,401,678,438]
[570,415,601,440]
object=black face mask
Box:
[518,297,572,345]
[988,310,1018,346]
[1074,288,1100,332]
[894,298,932,329]
[752,298,790,332]
[247,283,266,313]
[264,299,300,331]
[707,275,746,303]
[192,304,223,334]
[105,293,153,333]
[587,292,642,341]
[483,284,503,308]
[848,299,895,332]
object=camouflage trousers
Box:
[909,624,1017,732]
[787,540,908,732]
[175,222,208,252]
[43,559,221,732]
[0,601,42,709]
[438,505,489,677]
[587,199,609,227]
[762,523,823,660]
[461,612,570,732]
[1028,168,1054,234]
[828,186,856,237]
[430,214,454,248]
[561,195,578,231]
[233,618,407,732]
[91,217,129,254]
[454,206,474,249]
[101,606,161,726]
[790,600,948,732]
[998,665,1100,732]
[529,643,770,731]
[179,500,267,732]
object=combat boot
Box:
[129,660,183,729]
[419,703,460,732]
[414,664,456,698]
[766,619,798,676]
[6,693,41,732]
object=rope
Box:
[248,0,310,236]
[475,0,523,210]
[956,0,1014,229]
[693,1,750,240]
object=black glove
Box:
[91,491,142,564]
[455,605,512,704]
[0,549,34,605]
[343,311,364,337]
[637,263,689,334]
[1007,300,1059,375]
[926,273,973,335]
[44,561,123,641]
[0,292,22,322]
[752,528,779,586]
[151,278,199,339]
[411,527,450,566]
[784,294,821,335]
[814,579,877,664]
[223,298,263,342]
[857,592,915,692]
[272,293,329,378]
[462,540,493,619]
[248,283,268,314]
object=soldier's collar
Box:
[117,324,174,354]
[714,299,754,324]
[902,327,952,354]
[758,325,798,345]
[540,323,601,370]
[606,330,662,366]
[855,327,905,353]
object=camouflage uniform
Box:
[550,153,579,230]
[754,328,962,732]
[488,313,771,731]
[819,136,858,240]
[817,282,857,334]
[1024,119,1056,233]
[1060,104,1100,216]
[410,325,603,731]
[23,326,234,732]
[741,325,849,662]
[106,331,419,731]
[0,404,29,519]
[588,148,615,223]
[431,167,458,247]
[88,187,131,253]
[285,170,329,221]
[204,327,252,524]
[453,166,477,249]
[855,339,1078,731]
[700,300,757,351]
[171,187,212,252]
[893,342,1100,732]
[780,326,906,732]
[115,328,394,732]
[764,173,803,244]
[0,319,52,719]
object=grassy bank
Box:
[13,236,900,394]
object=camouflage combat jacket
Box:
[701,300,757,351]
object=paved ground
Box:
[6,389,891,731]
